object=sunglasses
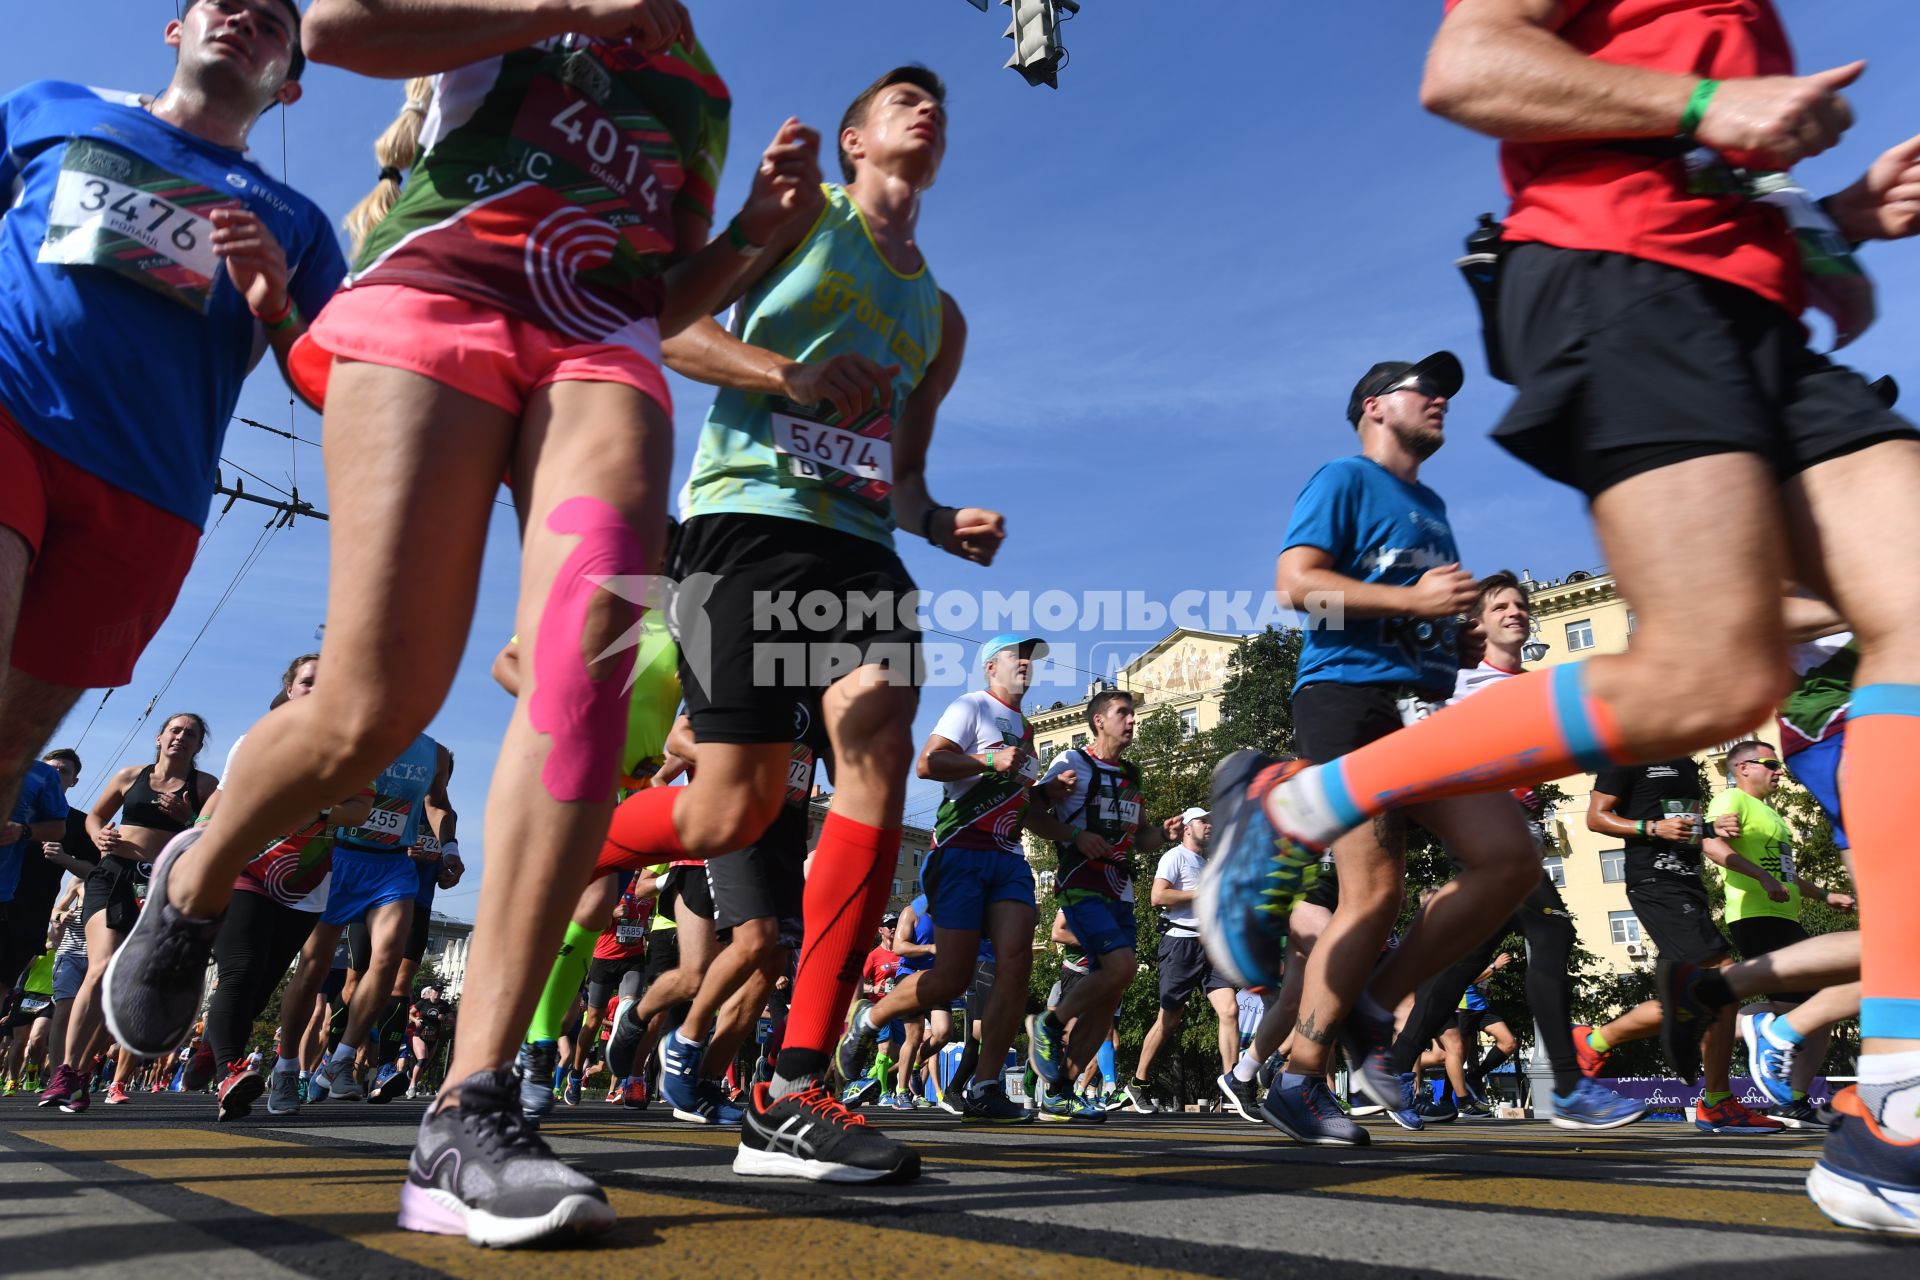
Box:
[1381,374,1447,400]
[1739,758,1786,771]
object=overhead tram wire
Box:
[231,414,520,513]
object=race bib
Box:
[415,833,442,855]
[18,994,51,1014]
[39,139,225,313]
[1019,752,1041,783]
[785,745,815,804]
[615,922,646,945]
[1773,841,1796,883]
[509,55,676,252]
[354,803,411,844]
[771,401,895,505]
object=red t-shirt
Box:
[862,947,902,995]
[1446,0,1801,314]
[594,876,653,962]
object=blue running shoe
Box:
[657,1031,703,1117]
[834,1004,878,1085]
[368,1062,408,1105]
[1342,1010,1420,1130]
[1028,1014,1067,1086]
[1550,1078,1648,1130]
[1808,1088,1920,1237]
[1741,1010,1798,1108]
[1196,751,1321,988]
[1257,1077,1369,1147]
[563,1070,582,1108]
[516,1041,558,1120]
[888,1091,915,1111]
[841,1077,881,1108]
[1033,1084,1077,1123]
[674,1077,744,1126]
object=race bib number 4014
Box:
[39,139,226,312]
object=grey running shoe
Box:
[960,1082,1033,1124]
[516,1041,558,1120]
[1125,1081,1157,1114]
[312,1053,364,1102]
[398,1067,614,1247]
[1771,1097,1828,1130]
[265,1068,302,1116]
[101,828,222,1056]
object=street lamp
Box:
[1522,619,1548,665]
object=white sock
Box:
[1858,1048,1920,1141]
[276,1055,299,1074]
[1232,1050,1261,1083]
[859,1009,880,1035]
[329,1042,356,1064]
[1262,764,1349,849]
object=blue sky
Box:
[13,1,1920,919]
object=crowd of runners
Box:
[1,0,1918,1251]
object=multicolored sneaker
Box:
[1027,1013,1068,1086]
[216,1064,264,1121]
[1571,1025,1611,1079]
[1807,1087,1920,1236]
[1656,960,1718,1084]
[1196,751,1320,988]
[839,1076,880,1108]
[369,1062,409,1104]
[834,1003,877,1084]
[1257,1077,1369,1147]
[1741,1010,1799,1108]
[621,1076,649,1111]
[1695,1095,1785,1134]
[734,1082,920,1183]
[399,1067,615,1246]
[1550,1078,1647,1130]
[562,1070,582,1109]
[886,1090,915,1111]
[960,1082,1032,1124]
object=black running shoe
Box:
[734,1082,920,1183]
[101,828,223,1056]
[959,1081,1032,1124]
[1655,958,1712,1083]
[398,1067,614,1247]
[1217,1071,1262,1124]
[606,997,642,1080]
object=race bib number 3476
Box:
[39,139,225,312]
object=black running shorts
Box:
[1493,244,1916,500]
[1727,915,1816,1003]
[1157,934,1232,1010]
[587,955,648,1008]
[1625,877,1729,966]
[672,513,922,744]
[705,804,806,946]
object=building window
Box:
[892,879,902,896]
[1608,911,1643,946]
[1566,619,1595,651]
[1071,732,1088,750]
[1542,855,1565,888]
[1600,849,1626,883]
[1179,707,1198,738]
[1040,742,1058,764]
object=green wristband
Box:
[725,215,764,257]
[1679,78,1719,139]
[986,750,995,769]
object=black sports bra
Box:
[121,767,207,833]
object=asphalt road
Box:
[3,1093,1914,1278]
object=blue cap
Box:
[981,634,1049,667]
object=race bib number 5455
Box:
[39,139,226,312]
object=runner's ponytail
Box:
[344,78,432,255]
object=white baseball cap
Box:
[1179,806,1210,824]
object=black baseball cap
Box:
[1346,350,1464,426]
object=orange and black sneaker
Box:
[216,1062,264,1122]
[734,1081,919,1184]
[1694,1095,1784,1134]
[1809,1086,1920,1236]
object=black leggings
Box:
[205,891,316,1069]
[1388,872,1578,1083]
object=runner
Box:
[592,61,1002,1184]
[368,826,465,1101]
[98,0,837,1244]
[0,1,339,813]
[2,946,55,1093]
[834,636,1046,1124]
[406,985,454,1100]
[199,653,377,1120]
[1204,1,1920,1220]
[838,916,905,1108]
[39,714,216,1114]
[1028,688,1182,1123]
[0,753,69,991]
[656,713,823,1126]
[1136,807,1238,1116]
[570,873,653,1104]
[1206,351,1541,1143]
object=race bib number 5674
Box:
[39,139,226,312]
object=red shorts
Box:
[0,407,200,688]
[289,284,672,418]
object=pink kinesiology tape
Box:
[528,496,649,803]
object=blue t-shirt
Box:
[1,760,69,903]
[900,892,936,974]
[414,847,441,909]
[1459,981,1489,1013]
[1283,455,1462,695]
[0,82,345,527]
[335,735,439,855]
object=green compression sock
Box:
[526,921,599,1045]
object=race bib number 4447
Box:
[39,139,226,312]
